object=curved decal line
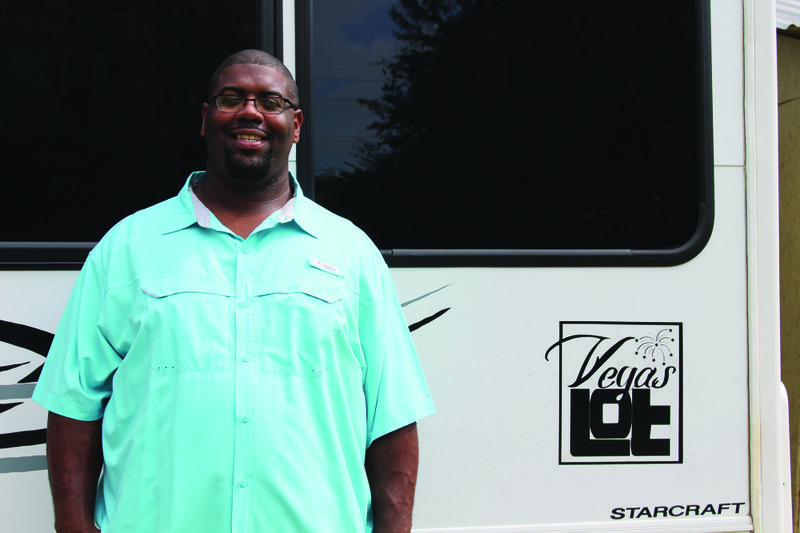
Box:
[0,401,22,415]
[409,308,451,332]
[401,284,452,307]
[0,429,47,450]
[0,320,54,470]
[0,362,28,373]
[0,384,35,401]
[0,320,54,358]
[401,284,452,332]
[0,319,54,383]
[0,455,47,474]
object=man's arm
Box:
[46,412,104,533]
[364,422,420,533]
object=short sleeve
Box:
[360,257,435,446]
[32,250,120,421]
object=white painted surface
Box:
[399,168,752,529]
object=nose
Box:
[239,99,263,120]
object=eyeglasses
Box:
[212,94,298,114]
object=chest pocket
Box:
[254,276,346,378]
[140,278,235,373]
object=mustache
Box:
[224,122,273,139]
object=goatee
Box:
[223,145,276,188]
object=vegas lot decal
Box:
[546,321,682,464]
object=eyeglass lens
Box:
[216,96,286,113]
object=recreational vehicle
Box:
[0,0,791,531]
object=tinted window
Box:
[0,0,260,245]
[307,0,712,263]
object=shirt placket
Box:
[232,239,256,532]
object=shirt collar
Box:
[162,171,320,238]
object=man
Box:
[33,49,435,533]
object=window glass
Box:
[310,0,710,255]
[0,0,258,243]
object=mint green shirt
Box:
[33,173,435,533]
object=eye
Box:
[217,95,244,111]
[257,97,284,113]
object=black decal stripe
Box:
[0,320,54,383]
[0,429,47,449]
[18,366,42,384]
[0,362,28,373]
[409,308,450,332]
[0,320,54,358]
[0,402,23,415]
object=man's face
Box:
[201,63,302,190]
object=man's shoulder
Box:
[300,199,377,247]
[296,197,387,268]
[302,197,355,229]
[89,193,186,259]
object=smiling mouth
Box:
[236,133,266,142]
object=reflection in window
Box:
[312,0,708,252]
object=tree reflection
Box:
[316,0,701,251]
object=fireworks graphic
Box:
[635,329,675,365]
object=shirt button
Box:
[242,300,250,308]
[242,415,251,423]
[239,479,248,488]
[241,245,250,254]
[242,355,251,363]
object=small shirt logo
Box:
[310,258,339,275]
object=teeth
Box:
[237,134,263,142]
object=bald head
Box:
[208,49,299,104]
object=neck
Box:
[194,172,294,239]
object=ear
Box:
[200,102,210,137]
[292,109,303,143]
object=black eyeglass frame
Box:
[211,94,299,114]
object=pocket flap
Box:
[141,277,234,299]
[253,278,345,304]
